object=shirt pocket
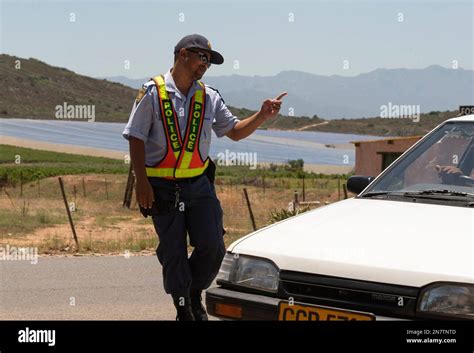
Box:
[203,102,213,121]
[201,122,212,141]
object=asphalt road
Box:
[0,255,217,320]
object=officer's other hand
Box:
[260,92,287,120]
[136,179,155,209]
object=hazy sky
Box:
[1,0,472,78]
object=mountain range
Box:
[0,54,465,136]
[104,65,473,119]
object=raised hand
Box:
[260,92,288,120]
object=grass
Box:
[215,164,350,180]
[94,215,134,228]
[36,232,158,254]
[0,144,121,164]
[0,147,350,254]
[78,234,157,253]
[0,175,346,252]
[1,174,345,253]
[268,205,311,224]
[0,144,129,184]
[0,208,68,239]
[0,144,348,187]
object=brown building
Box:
[352,136,422,176]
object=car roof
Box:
[446,114,474,122]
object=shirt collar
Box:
[163,69,200,100]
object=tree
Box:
[287,159,304,171]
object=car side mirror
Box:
[347,175,375,194]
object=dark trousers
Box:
[148,174,226,299]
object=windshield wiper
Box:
[361,189,474,200]
[402,189,474,198]
[360,191,402,198]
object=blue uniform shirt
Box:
[122,69,240,166]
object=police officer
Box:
[123,34,287,320]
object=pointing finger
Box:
[274,92,288,100]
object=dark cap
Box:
[174,34,224,65]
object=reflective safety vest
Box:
[145,75,209,179]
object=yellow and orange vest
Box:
[145,75,209,179]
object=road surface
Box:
[0,255,217,320]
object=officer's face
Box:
[185,49,211,80]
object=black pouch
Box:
[205,158,216,184]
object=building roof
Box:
[351,135,423,145]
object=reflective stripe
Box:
[155,76,182,154]
[147,159,209,178]
[178,88,204,170]
[145,167,175,178]
[174,159,209,178]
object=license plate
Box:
[278,302,375,321]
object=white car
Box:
[206,115,474,320]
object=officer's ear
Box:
[179,48,188,62]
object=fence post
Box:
[104,178,109,200]
[337,177,341,201]
[58,177,79,248]
[302,174,306,202]
[82,177,86,198]
[343,183,348,199]
[243,188,257,231]
[123,165,135,208]
[20,171,23,197]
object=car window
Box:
[404,132,472,187]
[365,122,474,195]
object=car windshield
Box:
[363,121,474,196]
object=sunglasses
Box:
[187,48,212,67]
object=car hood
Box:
[229,198,474,287]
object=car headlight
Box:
[217,253,279,293]
[417,283,474,319]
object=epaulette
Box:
[135,80,154,104]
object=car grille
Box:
[279,270,420,319]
